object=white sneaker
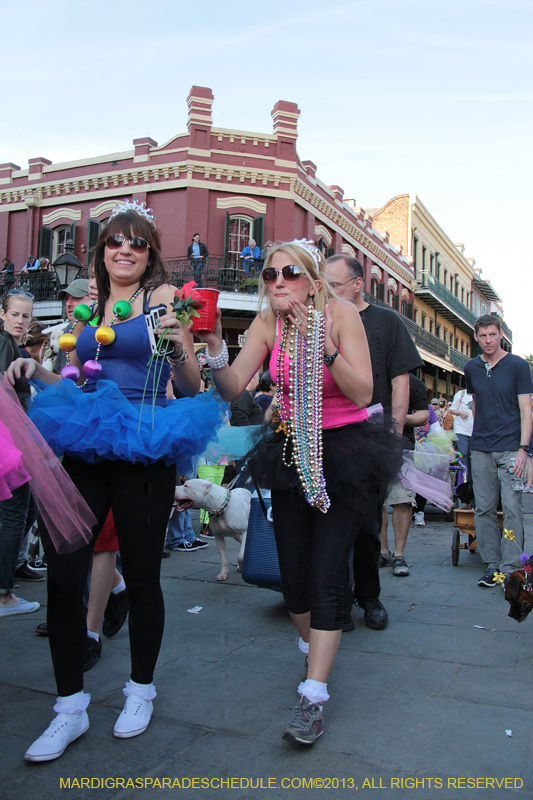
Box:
[113,695,153,738]
[414,512,425,526]
[25,711,89,761]
[0,597,40,617]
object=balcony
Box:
[449,347,470,370]
[415,274,477,332]
[166,255,262,293]
[365,292,449,360]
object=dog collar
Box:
[211,489,231,521]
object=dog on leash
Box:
[173,479,251,581]
[504,569,533,623]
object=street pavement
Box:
[2,499,533,800]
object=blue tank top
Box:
[76,313,170,406]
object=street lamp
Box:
[52,240,82,288]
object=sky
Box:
[2,0,532,353]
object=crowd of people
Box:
[1,206,532,761]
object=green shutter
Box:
[325,247,335,259]
[69,221,76,248]
[252,215,265,248]
[377,283,385,301]
[38,226,53,260]
[87,220,101,265]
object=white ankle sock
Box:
[87,630,99,641]
[54,690,91,714]
[111,578,126,595]
[298,637,309,655]
[297,678,329,704]
[123,679,157,701]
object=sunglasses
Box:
[105,234,150,254]
[261,265,303,283]
[8,289,34,300]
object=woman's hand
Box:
[194,308,224,355]
[287,299,311,331]
[6,357,38,384]
[156,313,187,354]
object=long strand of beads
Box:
[59,287,144,388]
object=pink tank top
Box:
[269,318,368,430]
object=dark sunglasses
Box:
[8,289,34,300]
[105,234,150,254]
[261,265,303,283]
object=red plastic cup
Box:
[192,288,220,333]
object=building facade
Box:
[368,194,512,399]
[0,85,415,358]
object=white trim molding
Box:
[387,278,398,292]
[341,243,356,258]
[314,224,332,246]
[90,199,121,219]
[370,264,383,280]
[216,196,267,214]
[401,287,409,298]
[42,207,81,226]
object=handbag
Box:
[241,468,282,591]
[443,411,454,431]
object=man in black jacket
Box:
[187,233,209,284]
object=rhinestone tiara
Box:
[110,198,156,227]
[289,238,322,268]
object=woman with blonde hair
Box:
[200,239,401,745]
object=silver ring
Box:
[297,320,302,326]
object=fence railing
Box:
[166,255,263,292]
[449,347,470,370]
[415,274,477,328]
[0,270,60,302]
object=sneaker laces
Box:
[39,714,75,739]
[289,698,320,731]
[122,696,148,717]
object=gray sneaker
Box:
[282,696,323,745]
[392,555,410,576]
[379,552,393,568]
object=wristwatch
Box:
[324,349,339,367]
[519,445,529,452]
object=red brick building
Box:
[0,85,416,349]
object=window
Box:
[444,269,448,288]
[466,344,469,356]
[413,237,418,278]
[430,253,434,275]
[450,275,454,292]
[436,260,441,282]
[227,216,252,267]
[387,289,394,307]
[455,337,459,350]
[429,319,434,334]
[461,287,465,304]
[436,324,441,338]
[455,280,459,298]
[422,246,426,275]
[414,309,418,323]
[421,314,426,330]
[371,277,378,297]
[461,340,464,353]
[443,328,448,343]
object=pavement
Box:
[2,500,533,800]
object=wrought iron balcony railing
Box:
[0,270,60,302]
[449,347,470,370]
[415,274,477,328]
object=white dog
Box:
[173,479,251,581]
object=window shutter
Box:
[325,247,335,259]
[38,226,53,260]
[405,303,413,320]
[69,221,76,248]
[377,282,385,301]
[393,294,400,311]
[252,215,265,249]
[87,220,101,265]
[223,211,230,263]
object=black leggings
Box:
[42,456,175,697]
[272,486,369,632]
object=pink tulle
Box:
[0,420,31,501]
[0,377,96,553]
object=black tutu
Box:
[244,415,404,505]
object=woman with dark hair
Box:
[8,201,224,762]
[199,238,402,746]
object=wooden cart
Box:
[451,506,504,566]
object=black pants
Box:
[42,457,175,697]
[272,486,370,632]
[351,483,385,605]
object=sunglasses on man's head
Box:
[105,234,150,254]
[8,289,34,300]
[261,265,303,284]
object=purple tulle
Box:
[0,377,96,553]
[400,450,453,511]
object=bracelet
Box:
[206,340,229,370]
[167,348,189,367]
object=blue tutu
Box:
[29,379,228,474]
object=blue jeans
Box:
[166,509,195,548]
[0,483,38,593]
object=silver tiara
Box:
[110,198,156,227]
[289,238,321,268]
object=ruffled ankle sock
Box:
[297,678,329,706]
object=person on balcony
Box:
[21,256,40,272]
[187,233,209,284]
[1,258,15,291]
[239,239,261,275]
